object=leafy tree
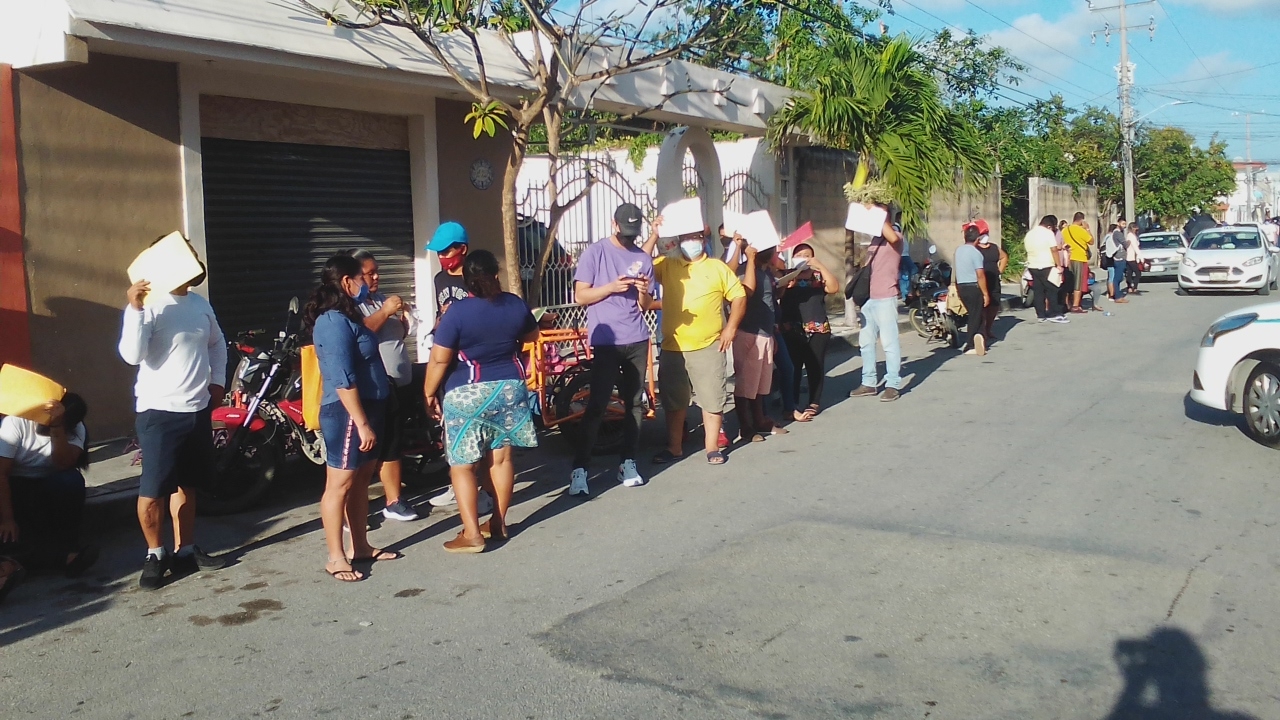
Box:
[302,0,763,299]
[1134,127,1235,227]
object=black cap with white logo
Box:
[614,203,644,237]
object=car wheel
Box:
[1243,362,1280,448]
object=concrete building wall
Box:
[435,99,509,271]
[794,147,856,289]
[1029,177,1102,240]
[16,54,183,438]
[920,182,1004,263]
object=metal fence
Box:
[517,151,762,332]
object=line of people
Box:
[1023,213,1144,330]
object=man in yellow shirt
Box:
[651,226,746,466]
[1061,211,1094,313]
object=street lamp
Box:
[1120,100,1188,224]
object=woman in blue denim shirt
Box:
[304,254,397,582]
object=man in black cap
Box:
[567,203,657,497]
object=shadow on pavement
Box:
[1183,393,1238,428]
[1103,627,1257,720]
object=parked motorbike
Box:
[202,298,446,516]
[906,245,961,348]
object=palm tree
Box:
[767,34,993,232]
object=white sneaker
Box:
[618,460,645,488]
[428,488,457,507]
[1048,316,1070,324]
[476,490,494,515]
[568,468,590,497]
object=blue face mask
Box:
[352,282,371,304]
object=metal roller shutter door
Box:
[201,137,416,350]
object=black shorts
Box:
[136,406,214,499]
[378,383,414,462]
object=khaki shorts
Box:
[659,343,729,414]
[732,332,775,400]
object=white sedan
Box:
[1178,225,1280,295]
[1190,301,1280,446]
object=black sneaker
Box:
[139,553,170,590]
[172,546,225,574]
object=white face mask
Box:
[790,255,810,269]
[679,240,706,260]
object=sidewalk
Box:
[82,289,1020,527]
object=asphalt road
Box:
[4,282,1279,720]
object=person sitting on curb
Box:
[0,394,99,579]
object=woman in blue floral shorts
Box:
[423,248,539,554]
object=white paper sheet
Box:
[740,210,780,251]
[659,198,705,237]
[845,203,889,236]
[127,231,204,306]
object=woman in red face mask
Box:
[427,222,471,317]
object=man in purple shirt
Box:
[849,208,905,402]
[568,203,656,496]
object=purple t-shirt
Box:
[574,237,655,347]
[868,237,902,300]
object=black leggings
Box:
[1029,267,1063,319]
[783,329,830,408]
[957,283,986,349]
[0,469,86,572]
[574,341,647,470]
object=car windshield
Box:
[1139,234,1183,250]
[1190,231,1262,250]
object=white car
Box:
[1178,225,1280,295]
[1137,231,1185,279]
[1190,301,1280,446]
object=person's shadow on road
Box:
[1103,627,1257,720]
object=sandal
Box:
[652,449,683,464]
[0,559,27,604]
[792,409,815,423]
[325,560,365,583]
[479,519,509,541]
[706,450,727,465]
[349,548,402,563]
[749,433,767,443]
[64,545,100,578]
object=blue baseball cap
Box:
[426,222,468,252]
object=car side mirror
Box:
[928,244,937,255]
[1176,248,1186,254]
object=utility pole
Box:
[1090,0,1156,224]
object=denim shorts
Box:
[319,399,386,470]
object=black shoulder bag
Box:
[844,240,884,306]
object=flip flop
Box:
[64,545,100,578]
[0,561,27,604]
[325,561,365,583]
[349,549,402,563]
[792,409,815,423]
[706,451,727,465]
[652,449,683,464]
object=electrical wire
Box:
[1153,0,1232,95]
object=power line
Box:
[1153,0,1231,95]
[960,0,1115,80]
[1144,58,1280,87]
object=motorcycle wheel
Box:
[199,429,282,516]
[553,367,624,456]
[908,307,930,339]
[945,315,963,350]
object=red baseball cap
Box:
[963,218,990,236]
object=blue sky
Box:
[884,0,1280,166]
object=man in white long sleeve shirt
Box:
[118,253,228,590]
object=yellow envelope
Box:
[300,345,323,431]
[0,364,66,425]
[127,231,204,306]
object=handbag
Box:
[946,283,966,314]
[300,344,323,431]
[844,241,883,306]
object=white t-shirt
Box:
[118,292,228,413]
[0,416,87,478]
[1023,226,1059,270]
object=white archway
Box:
[655,126,723,235]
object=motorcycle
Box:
[906,245,961,348]
[202,298,446,515]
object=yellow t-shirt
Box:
[654,254,746,352]
[1062,225,1093,263]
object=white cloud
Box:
[983,7,1097,81]
[1167,0,1280,11]
[1157,52,1254,92]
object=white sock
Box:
[147,546,167,559]
[176,544,195,557]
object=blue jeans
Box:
[772,330,797,415]
[1108,261,1128,299]
[859,298,902,390]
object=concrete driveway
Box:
[2,282,1275,719]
